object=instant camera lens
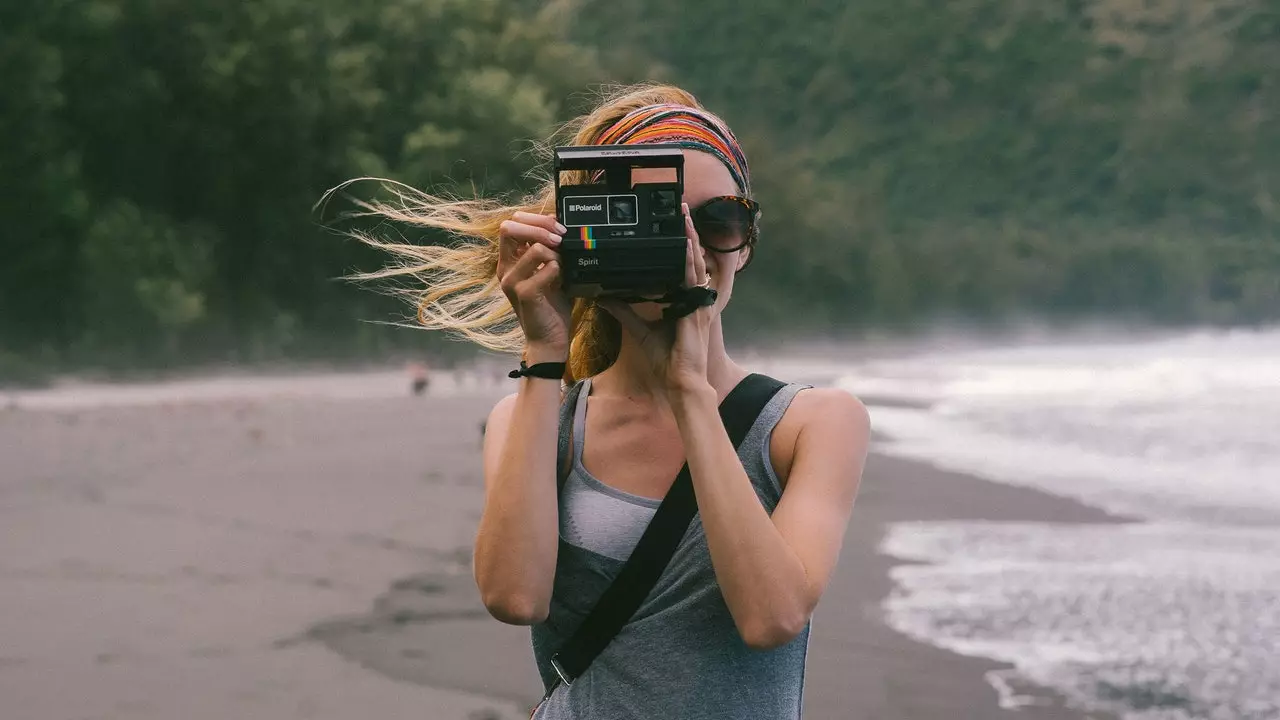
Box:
[609,196,637,224]
[650,189,678,218]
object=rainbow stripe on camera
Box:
[580,226,596,249]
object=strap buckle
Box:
[549,653,574,687]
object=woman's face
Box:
[627,150,750,322]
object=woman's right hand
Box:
[497,212,571,360]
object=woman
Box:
[346,84,870,718]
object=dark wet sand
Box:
[0,376,1124,719]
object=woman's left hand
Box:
[599,203,716,395]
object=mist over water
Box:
[828,326,1280,720]
[839,326,1280,524]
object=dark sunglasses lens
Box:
[695,199,753,251]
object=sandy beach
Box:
[1,371,1125,719]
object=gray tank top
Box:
[530,376,813,720]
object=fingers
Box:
[499,217,563,250]
[500,241,559,300]
[682,203,707,288]
[520,255,562,298]
[497,213,565,269]
[511,212,567,236]
[682,202,698,246]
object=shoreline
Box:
[805,449,1132,719]
[1,378,1134,719]
[0,318,1224,391]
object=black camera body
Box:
[554,144,687,300]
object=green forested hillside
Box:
[2,0,1277,382]
[1,0,593,377]
[567,0,1280,329]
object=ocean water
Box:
[831,327,1280,720]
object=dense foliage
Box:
[570,0,1280,329]
[3,0,1277,381]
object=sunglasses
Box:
[690,196,760,253]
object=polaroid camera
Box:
[553,144,688,301]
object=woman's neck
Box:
[593,318,747,405]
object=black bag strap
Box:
[548,372,787,690]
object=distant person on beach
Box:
[337,84,870,720]
[406,361,430,396]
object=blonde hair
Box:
[323,83,714,385]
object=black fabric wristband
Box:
[508,360,566,380]
[661,286,718,321]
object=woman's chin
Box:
[630,301,665,322]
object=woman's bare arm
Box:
[474,376,564,625]
[671,384,869,649]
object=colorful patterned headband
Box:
[593,103,751,194]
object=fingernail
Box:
[682,203,690,216]
[555,222,567,234]
[548,232,562,245]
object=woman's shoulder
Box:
[744,369,867,421]
[766,380,870,490]
[785,382,867,416]
[484,381,584,437]
[770,381,868,439]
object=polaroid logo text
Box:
[570,203,603,212]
